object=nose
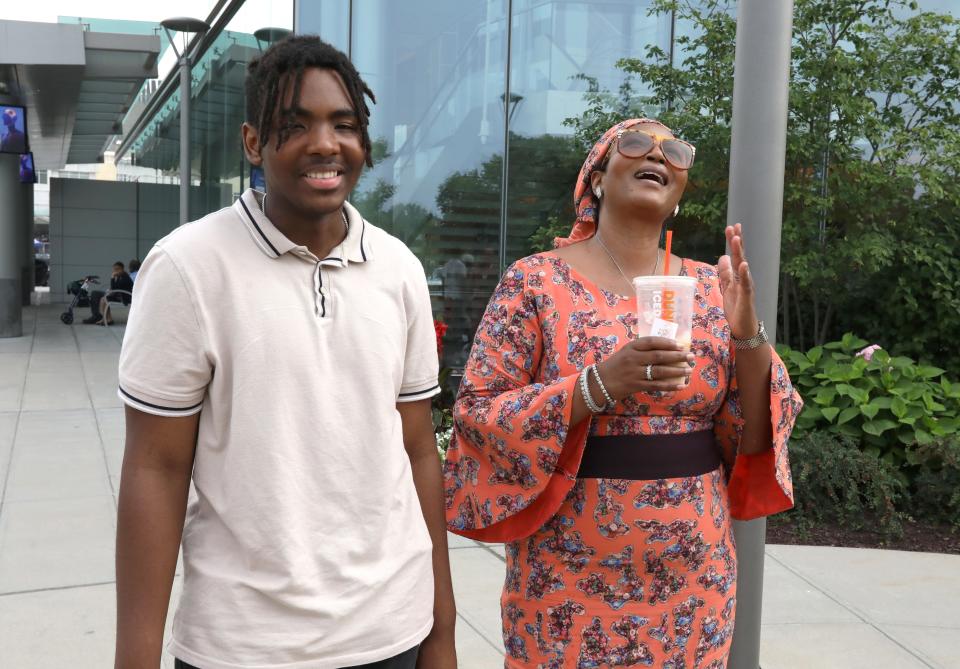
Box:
[306,123,339,155]
[645,140,667,165]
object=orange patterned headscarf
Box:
[554,117,672,248]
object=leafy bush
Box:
[784,431,905,538]
[907,438,960,530]
[777,334,960,472]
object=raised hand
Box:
[717,223,760,340]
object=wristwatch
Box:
[731,320,768,350]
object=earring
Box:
[594,187,603,199]
[673,204,680,217]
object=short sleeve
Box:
[397,255,441,403]
[118,247,213,417]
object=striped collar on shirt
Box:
[234,188,370,264]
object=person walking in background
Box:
[443,118,801,667]
[114,36,456,669]
[82,261,132,325]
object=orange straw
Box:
[663,230,673,275]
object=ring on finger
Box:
[645,363,654,381]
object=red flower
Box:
[434,319,448,357]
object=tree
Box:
[559,0,960,371]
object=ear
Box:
[590,170,604,194]
[241,122,264,166]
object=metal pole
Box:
[726,1,793,667]
[179,55,191,225]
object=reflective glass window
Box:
[295,0,349,52]
[190,0,295,217]
[505,0,670,262]
[345,0,509,370]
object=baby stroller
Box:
[60,275,100,325]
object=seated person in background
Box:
[128,259,141,283]
[83,261,133,325]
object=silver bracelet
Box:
[590,364,616,407]
[579,365,606,413]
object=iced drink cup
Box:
[632,275,697,381]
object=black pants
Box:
[88,290,106,319]
[175,644,419,669]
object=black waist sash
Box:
[577,430,721,480]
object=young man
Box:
[115,36,456,669]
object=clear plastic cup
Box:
[633,275,697,379]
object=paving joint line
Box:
[476,541,506,563]
[456,611,504,656]
[0,307,37,518]
[0,579,117,598]
[69,322,119,512]
[765,550,937,669]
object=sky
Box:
[3,1,223,25]
[3,0,294,36]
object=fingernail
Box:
[687,360,696,367]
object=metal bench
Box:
[100,289,133,326]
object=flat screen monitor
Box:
[0,104,28,154]
[19,152,37,184]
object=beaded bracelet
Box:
[590,364,617,408]
[579,365,606,413]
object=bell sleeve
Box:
[713,346,802,520]
[443,261,590,543]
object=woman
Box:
[443,118,801,668]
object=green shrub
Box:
[907,438,960,530]
[784,431,905,539]
[777,334,960,472]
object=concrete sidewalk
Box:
[1,305,957,668]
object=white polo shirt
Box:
[118,189,440,669]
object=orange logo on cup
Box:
[652,290,676,321]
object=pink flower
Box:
[856,344,882,361]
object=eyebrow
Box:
[288,106,358,120]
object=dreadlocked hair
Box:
[245,34,376,167]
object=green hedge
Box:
[777,334,960,472]
[778,335,960,536]
[783,431,905,538]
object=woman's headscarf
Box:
[554,117,672,249]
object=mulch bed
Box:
[766,517,960,555]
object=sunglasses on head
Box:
[615,128,696,170]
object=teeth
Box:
[637,172,665,185]
[306,171,338,179]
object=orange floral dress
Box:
[443,253,801,668]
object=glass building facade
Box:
[298,0,673,369]
[120,0,955,371]
[125,0,295,216]
[121,0,680,371]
